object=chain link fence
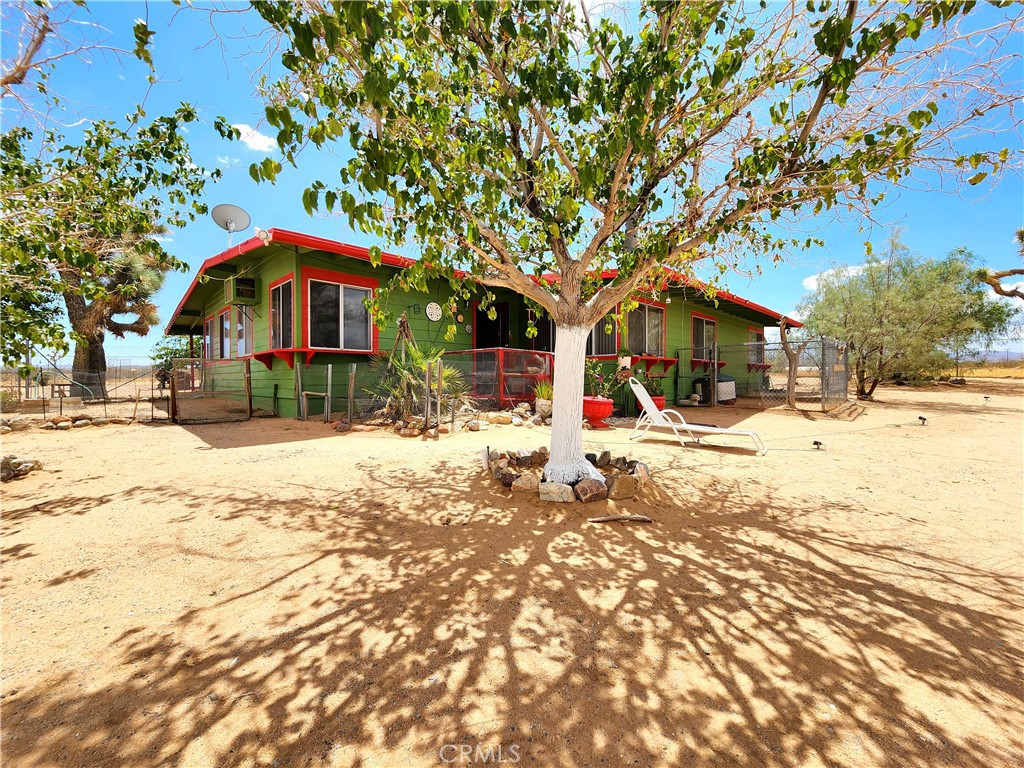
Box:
[675,339,850,412]
[1,357,170,421]
[169,359,249,424]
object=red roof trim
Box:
[165,228,417,334]
[540,268,800,327]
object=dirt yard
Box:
[2,380,1022,768]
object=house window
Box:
[308,279,372,350]
[587,319,618,356]
[692,315,717,361]
[530,312,555,353]
[627,305,665,356]
[748,329,765,364]
[218,310,230,359]
[203,318,213,360]
[237,307,253,357]
[271,280,293,349]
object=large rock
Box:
[511,474,540,493]
[55,422,72,431]
[488,413,513,425]
[349,424,380,432]
[398,427,422,437]
[606,474,637,500]
[574,478,608,503]
[333,421,351,433]
[51,415,72,425]
[1,454,42,482]
[465,420,482,431]
[513,449,532,468]
[91,417,111,427]
[0,426,10,436]
[585,453,598,465]
[511,416,524,427]
[539,482,575,503]
[631,462,651,481]
[109,417,133,425]
[72,420,91,428]
[596,450,612,468]
[499,470,521,488]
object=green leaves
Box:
[1,107,213,367]
[132,20,155,68]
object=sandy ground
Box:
[2,380,1022,768]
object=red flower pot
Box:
[648,395,666,412]
[582,396,615,429]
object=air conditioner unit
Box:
[224,276,258,305]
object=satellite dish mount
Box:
[211,203,252,246]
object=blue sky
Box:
[21,2,1024,359]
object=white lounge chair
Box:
[628,377,767,455]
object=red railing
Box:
[443,348,554,407]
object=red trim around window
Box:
[218,308,230,359]
[624,300,667,356]
[300,266,379,352]
[202,314,215,360]
[268,274,294,351]
[690,311,718,368]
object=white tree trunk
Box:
[544,324,604,485]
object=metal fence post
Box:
[820,338,827,412]
[711,344,718,407]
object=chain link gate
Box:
[169,358,250,424]
[676,338,849,412]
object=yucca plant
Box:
[368,343,474,422]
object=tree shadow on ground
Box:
[2,462,1021,767]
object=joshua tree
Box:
[62,250,165,398]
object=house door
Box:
[475,302,510,347]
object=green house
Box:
[165,229,796,419]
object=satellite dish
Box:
[211,204,251,245]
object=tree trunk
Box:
[779,321,813,409]
[71,333,108,399]
[543,324,604,485]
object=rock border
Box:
[487,446,651,504]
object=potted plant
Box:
[532,377,553,418]
[642,371,667,411]
[617,345,633,370]
[582,359,621,428]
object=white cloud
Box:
[216,155,240,166]
[151,235,174,244]
[232,123,276,153]
[802,265,866,292]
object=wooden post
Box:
[295,357,304,420]
[244,358,253,417]
[436,358,444,428]
[425,361,433,427]
[324,363,333,423]
[169,374,178,423]
[347,363,356,423]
